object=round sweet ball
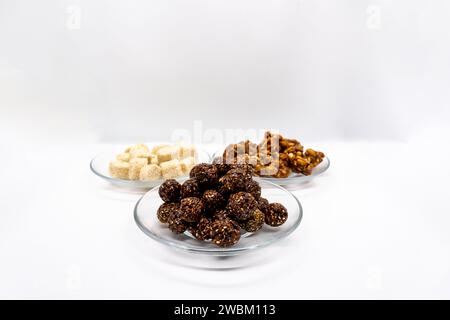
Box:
[189,163,219,187]
[212,209,230,221]
[181,178,201,199]
[168,210,188,234]
[202,190,225,214]
[265,202,288,227]
[245,179,261,200]
[239,209,265,232]
[212,156,231,176]
[229,164,254,180]
[257,197,270,215]
[226,192,258,221]
[210,218,241,247]
[180,197,204,223]
[158,179,181,202]
[189,217,212,241]
[157,202,179,224]
[218,169,248,196]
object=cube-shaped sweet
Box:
[129,144,150,159]
[116,152,131,162]
[180,156,195,174]
[129,157,148,180]
[151,144,170,155]
[178,144,197,159]
[109,160,130,180]
[156,146,178,163]
[139,164,162,181]
[160,159,184,179]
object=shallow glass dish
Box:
[90,147,211,189]
[134,178,303,256]
[211,151,330,185]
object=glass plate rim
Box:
[133,178,303,255]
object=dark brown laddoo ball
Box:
[217,168,250,196]
[210,218,241,247]
[168,210,188,234]
[158,179,181,203]
[226,192,258,221]
[189,217,212,241]
[212,156,231,176]
[179,197,204,223]
[239,209,265,232]
[229,164,254,179]
[202,190,225,214]
[265,202,288,227]
[212,209,230,221]
[257,197,270,215]
[189,163,219,187]
[245,179,261,200]
[157,202,179,224]
[180,178,201,199]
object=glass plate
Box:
[90,147,211,189]
[211,151,330,185]
[134,178,303,256]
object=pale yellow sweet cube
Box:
[109,160,130,180]
[116,152,131,162]
[151,144,170,155]
[180,156,196,175]
[129,144,150,159]
[128,157,148,180]
[160,159,184,179]
[178,144,197,159]
[148,154,159,165]
[139,164,162,181]
[156,145,178,163]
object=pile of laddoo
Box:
[156,163,288,247]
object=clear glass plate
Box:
[212,151,330,185]
[134,178,303,256]
[90,147,211,189]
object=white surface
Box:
[1,0,450,142]
[1,130,450,299]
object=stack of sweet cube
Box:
[109,143,197,181]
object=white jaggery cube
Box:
[156,145,178,163]
[116,152,130,162]
[178,144,197,159]
[180,156,196,175]
[160,159,184,179]
[128,157,148,180]
[109,160,130,180]
[129,144,150,159]
[139,164,162,181]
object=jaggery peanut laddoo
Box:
[212,209,230,221]
[245,179,261,200]
[180,178,202,198]
[226,192,258,221]
[189,163,219,187]
[157,202,180,224]
[158,179,181,203]
[257,197,270,215]
[210,218,241,247]
[168,210,188,234]
[179,197,204,223]
[239,209,265,232]
[189,217,213,241]
[265,202,288,227]
[202,190,225,214]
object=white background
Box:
[1,0,450,299]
